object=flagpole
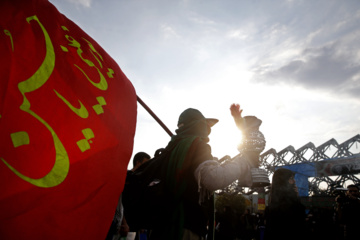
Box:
[136,96,174,137]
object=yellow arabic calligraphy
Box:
[65,35,108,90]
[54,89,89,118]
[83,38,103,68]
[4,29,14,51]
[1,15,70,188]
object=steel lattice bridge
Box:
[221,134,360,196]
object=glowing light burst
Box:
[209,119,243,159]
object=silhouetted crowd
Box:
[105,105,360,240]
[214,183,360,240]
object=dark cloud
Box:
[252,41,360,98]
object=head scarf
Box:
[269,168,298,206]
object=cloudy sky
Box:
[49,0,360,168]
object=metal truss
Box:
[260,134,360,195]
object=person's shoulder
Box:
[186,137,213,166]
[192,137,211,150]
[125,170,134,182]
[192,139,212,159]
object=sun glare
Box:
[210,119,244,159]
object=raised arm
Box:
[230,103,245,130]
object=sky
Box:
[49,0,360,169]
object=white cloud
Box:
[304,28,323,45]
[267,23,288,39]
[226,29,249,40]
[188,14,216,25]
[251,18,360,99]
[160,24,179,40]
[65,0,91,8]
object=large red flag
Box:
[0,0,137,239]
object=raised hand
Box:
[230,103,245,130]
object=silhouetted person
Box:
[107,152,151,240]
[216,206,236,240]
[149,105,253,240]
[240,209,255,240]
[336,184,360,240]
[125,152,151,240]
[264,168,306,240]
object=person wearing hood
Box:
[149,104,253,240]
[264,168,306,240]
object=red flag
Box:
[0,0,137,239]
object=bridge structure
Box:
[259,134,360,196]
[219,134,360,197]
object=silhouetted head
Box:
[347,184,359,198]
[272,168,295,189]
[132,152,150,170]
[175,108,218,141]
[270,168,298,205]
[177,108,218,128]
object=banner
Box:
[316,154,360,177]
[0,0,137,239]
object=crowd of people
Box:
[106,104,360,240]
[214,176,360,240]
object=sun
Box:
[209,118,244,160]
